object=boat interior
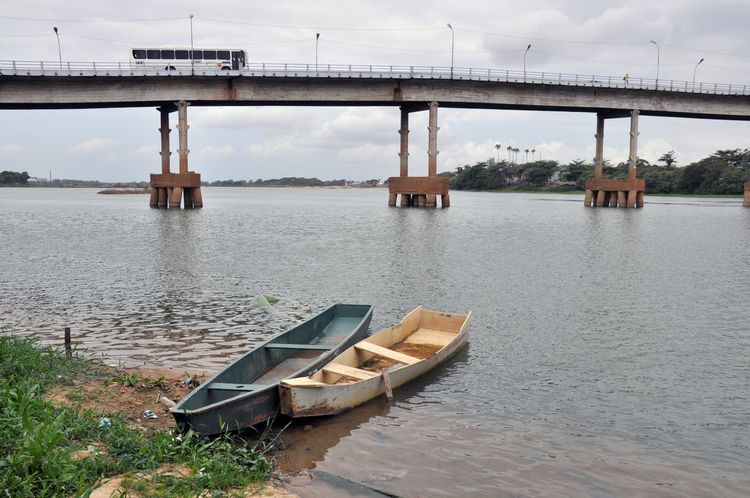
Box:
[177,304,371,409]
[285,307,470,387]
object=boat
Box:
[279,306,471,418]
[257,293,280,311]
[171,303,373,435]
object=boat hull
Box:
[171,303,373,435]
[279,308,471,418]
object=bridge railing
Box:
[0,60,747,96]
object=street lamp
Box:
[649,39,660,88]
[53,27,62,69]
[523,44,531,82]
[692,57,704,87]
[447,24,455,78]
[315,33,320,67]
[189,14,194,75]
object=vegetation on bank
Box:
[444,149,750,195]
[0,333,272,497]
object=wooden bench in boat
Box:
[323,363,380,380]
[264,343,334,351]
[206,383,265,391]
[355,341,420,365]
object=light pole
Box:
[649,39,660,88]
[315,33,320,67]
[189,14,194,75]
[523,43,531,82]
[53,27,62,69]
[447,24,455,78]
[692,57,704,87]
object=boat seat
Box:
[206,383,264,391]
[355,341,420,365]
[323,363,380,380]
[265,343,334,351]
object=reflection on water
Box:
[2,187,749,496]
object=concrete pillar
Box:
[170,186,183,208]
[636,191,644,208]
[149,187,159,207]
[158,187,168,207]
[744,181,750,207]
[441,193,451,207]
[584,189,593,207]
[158,107,171,174]
[628,110,640,182]
[177,100,189,174]
[596,190,606,207]
[427,101,439,207]
[399,107,409,177]
[627,190,637,208]
[193,187,203,208]
[184,188,193,209]
[388,193,397,206]
[618,191,626,207]
[609,191,618,207]
[400,194,410,207]
[594,112,605,179]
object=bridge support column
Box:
[744,181,750,207]
[149,101,203,208]
[388,101,450,207]
[584,110,645,208]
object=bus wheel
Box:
[220,66,231,71]
[164,65,176,71]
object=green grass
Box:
[0,333,271,497]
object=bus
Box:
[130,48,247,71]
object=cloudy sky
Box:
[2,0,750,181]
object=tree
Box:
[0,171,30,184]
[658,150,677,168]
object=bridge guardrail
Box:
[0,60,746,96]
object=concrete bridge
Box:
[2,60,750,208]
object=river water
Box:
[1,187,749,496]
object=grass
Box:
[0,332,272,497]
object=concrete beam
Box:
[399,107,409,177]
[628,110,640,182]
[594,112,604,179]
[176,100,189,174]
[158,107,171,174]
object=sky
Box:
[2,0,750,181]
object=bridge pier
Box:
[584,110,645,208]
[744,181,750,207]
[149,100,203,208]
[388,101,450,207]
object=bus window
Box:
[175,50,189,60]
[132,49,146,59]
[161,50,175,59]
[217,50,230,60]
[147,50,160,59]
[190,50,203,59]
[203,50,216,59]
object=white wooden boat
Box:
[279,306,471,417]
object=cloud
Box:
[197,145,236,157]
[129,145,159,157]
[66,138,118,161]
[0,144,25,156]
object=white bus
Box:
[130,48,247,71]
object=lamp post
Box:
[447,24,455,78]
[523,43,531,82]
[692,57,704,87]
[189,14,194,75]
[315,33,320,67]
[53,27,62,69]
[649,39,660,88]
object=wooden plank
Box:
[404,328,454,347]
[206,383,263,391]
[281,377,329,387]
[265,343,333,351]
[381,368,393,401]
[323,363,380,380]
[355,341,420,365]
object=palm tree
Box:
[506,145,512,162]
[495,143,502,163]
[524,149,529,163]
[531,148,536,161]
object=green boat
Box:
[171,304,373,435]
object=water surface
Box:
[1,187,748,496]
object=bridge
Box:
[2,60,750,208]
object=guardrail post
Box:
[469,67,472,79]
[40,61,44,74]
[714,83,717,93]
[12,60,16,75]
[410,66,413,77]
[93,61,96,75]
[505,69,509,80]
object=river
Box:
[1,187,748,496]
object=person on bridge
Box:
[623,73,630,85]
